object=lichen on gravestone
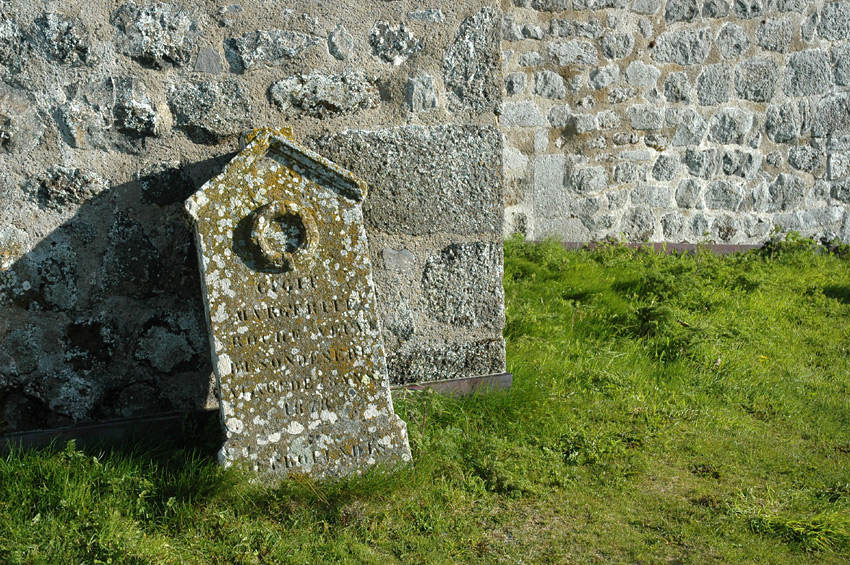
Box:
[185,128,411,478]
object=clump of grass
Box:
[2,235,850,563]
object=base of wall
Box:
[557,242,762,255]
[0,373,514,453]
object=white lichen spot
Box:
[363,405,379,419]
[217,353,232,376]
[286,421,305,434]
[320,410,339,423]
[268,432,281,443]
[220,400,234,417]
[226,418,244,434]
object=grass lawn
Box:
[2,236,850,563]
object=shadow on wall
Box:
[0,154,236,434]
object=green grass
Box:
[3,235,850,563]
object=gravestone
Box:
[185,128,411,478]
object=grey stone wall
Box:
[0,1,505,433]
[503,0,850,244]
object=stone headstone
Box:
[185,128,411,478]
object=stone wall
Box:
[503,0,850,244]
[0,1,505,433]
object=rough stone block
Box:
[784,49,832,97]
[225,29,319,71]
[788,145,824,172]
[369,22,422,65]
[632,185,673,207]
[653,28,712,66]
[572,113,598,133]
[703,0,731,17]
[664,72,691,103]
[444,8,500,114]
[709,108,753,144]
[598,110,621,129]
[717,23,751,59]
[34,12,92,66]
[518,52,544,67]
[676,178,703,208]
[633,0,661,14]
[819,1,850,40]
[589,65,619,89]
[705,180,744,210]
[652,154,680,181]
[407,75,438,113]
[0,83,45,154]
[608,87,638,104]
[502,15,523,41]
[757,18,792,53]
[534,154,568,217]
[567,165,607,193]
[502,101,547,127]
[722,150,761,179]
[628,105,664,130]
[766,102,800,144]
[812,93,850,138]
[765,173,806,211]
[672,109,709,146]
[696,65,731,106]
[548,105,572,127]
[114,79,160,137]
[549,40,599,66]
[685,148,720,179]
[710,214,745,242]
[523,24,546,40]
[832,44,850,86]
[168,79,251,143]
[665,0,700,23]
[422,242,505,330]
[615,162,638,183]
[626,61,661,87]
[534,70,566,99]
[505,72,527,96]
[0,19,29,72]
[113,2,199,68]
[387,338,506,385]
[409,9,445,23]
[734,0,767,18]
[620,207,656,240]
[314,126,502,238]
[599,31,634,60]
[734,57,780,102]
[194,46,224,73]
[828,152,850,180]
[662,212,686,240]
[328,25,355,60]
[29,167,107,209]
